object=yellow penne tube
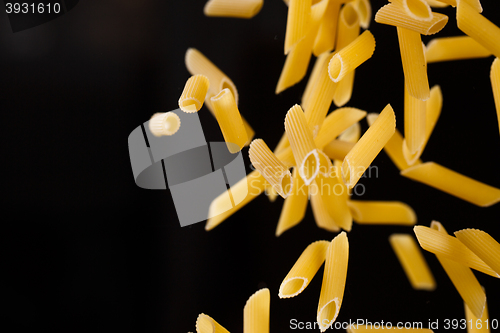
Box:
[244,288,270,333]
[342,104,396,189]
[348,200,417,225]
[389,0,432,21]
[398,27,430,101]
[430,222,486,319]
[339,122,361,143]
[401,162,500,207]
[333,3,360,107]
[414,225,500,278]
[211,89,248,153]
[310,187,341,232]
[323,140,355,160]
[375,4,448,35]
[455,229,500,276]
[196,314,230,333]
[179,74,210,113]
[149,112,181,137]
[425,0,450,7]
[249,139,293,198]
[426,36,491,63]
[402,85,442,164]
[491,58,500,136]
[284,0,312,54]
[315,107,367,148]
[302,51,332,112]
[276,168,309,236]
[185,48,238,105]
[457,0,500,59]
[348,327,434,333]
[389,233,436,290]
[367,113,420,170]
[206,170,266,231]
[353,0,371,29]
[328,30,376,83]
[285,104,320,185]
[276,0,329,93]
[204,0,263,19]
[317,232,349,332]
[313,0,342,56]
[279,240,330,298]
[404,83,426,154]
[465,291,490,333]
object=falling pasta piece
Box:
[402,85,442,164]
[404,82,427,154]
[328,30,376,83]
[425,36,491,63]
[491,58,500,136]
[397,27,430,101]
[375,4,448,35]
[348,200,417,225]
[276,168,309,236]
[179,75,210,113]
[342,104,396,189]
[389,233,436,290]
[457,0,500,59]
[313,0,342,55]
[244,288,270,333]
[425,0,449,7]
[285,104,320,185]
[401,162,500,207]
[196,314,230,333]
[206,170,267,231]
[204,0,263,19]
[315,107,367,148]
[279,240,330,298]
[284,0,312,54]
[353,0,371,29]
[249,139,293,198]
[211,89,248,153]
[464,290,490,333]
[429,222,486,319]
[367,113,420,170]
[302,52,331,111]
[389,0,432,22]
[455,229,500,276]
[310,186,341,232]
[323,140,355,160]
[317,232,349,332]
[339,122,361,143]
[413,225,500,278]
[149,112,181,137]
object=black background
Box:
[1,0,500,332]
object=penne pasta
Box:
[244,288,270,333]
[353,0,371,29]
[348,200,417,225]
[338,122,361,143]
[149,112,181,137]
[389,233,436,290]
[375,3,448,35]
[455,229,500,276]
[311,187,341,232]
[211,89,248,153]
[313,0,342,56]
[315,107,367,149]
[425,0,450,7]
[204,0,263,19]
[397,27,430,101]
[429,222,486,319]
[333,2,360,107]
[276,168,309,236]
[249,139,293,198]
[367,113,420,170]
[284,0,312,54]
[348,326,434,333]
[401,162,500,207]
[491,58,500,136]
[389,0,432,22]
[285,104,320,185]
[413,225,500,278]
[279,240,330,298]
[457,0,500,59]
[317,232,349,332]
[179,74,210,113]
[464,290,490,333]
[206,170,267,231]
[342,104,396,189]
[328,30,376,83]
[302,52,332,112]
[196,314,230,333]
[323,140,355,160]
[402,85,442,164]
[425,36,491,63]
[404,82,427,154]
